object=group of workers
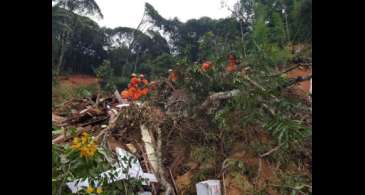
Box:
[200,53,238,73]
[120,73,149,101]
[120,53,239,101]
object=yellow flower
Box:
[86,186,94,193]
[96,187,103,194]
[70,137,81,149]
[82,131,88,137]
[71,131,98,159]
[81,132,88,144]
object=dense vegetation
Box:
[52,0,312,194]
[52,0,311,84]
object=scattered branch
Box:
[259,144,283,158]
[200,89,240,110]
[52,127,84,144]
[243,75,280,102]
[168,167,179,195]
[269,64,301,77]
[278,75,312,90]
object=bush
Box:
[264,117,311,148]
[52,131,147,195]
[95,60,117,92]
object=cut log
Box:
[114,90,124,104]
[141,124,174,195]
[200,89,240,110]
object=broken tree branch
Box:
[199,88,276,116]
[52,127,84,144]
[269,64,301,77]
[278,74,312,90]
[95,111,120,141]
[164,79,176,91]
[114,90,124,104]
[141,125,174,195]
[52,113,67,126]
[259,144,283,158]
[200,89,240,110]
[243,75,280,103]
[168,167,179,195]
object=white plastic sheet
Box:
[196,180,221,195]
[66,147,157,193]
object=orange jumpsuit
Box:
[226,55,237,73]
[121,90,129,99]
[130,77,140,87]
[201,62,212,71]
[140,78,149,96]
[169,71,177,82]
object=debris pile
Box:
[52,58,312,194]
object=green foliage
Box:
[264,117,311,148]
[263,43,292,66]
[270,11,287,45]
[145,53,176,78]
[52,143,111,194]
[95,60,116,91]
[53,2,311,192]
[198,31,216,60]
[52,134,146,195]
[53,0,103,19]
[190,146,216,163]
[275,172,312,195]
[224,159,245,173]
[75,84,98,97]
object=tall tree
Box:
[52,0,103,74]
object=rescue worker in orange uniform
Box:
[168,69,177,82]
[129,73,140,88]
[201,60,213,72]
[139,74,149,97]
[121,73,140,101]
[225,53,238,73]
[121,89,129,100]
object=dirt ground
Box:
[58,74,99,87]
[287,66,312,93]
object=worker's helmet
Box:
[140,74,144,78]
[131,73,137,77]
[228,53,236,59]
[168,69,173,72]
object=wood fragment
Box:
[200,89,240,110]
[52,113,67,126]
[168,167,179,195]
[114,90,124,104]
[52,127,84,144]
[259,144,283,158]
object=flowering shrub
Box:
[71,132,97,159]
[52,130,146,195]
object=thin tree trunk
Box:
[283,10,293,53]
[57,32,67,74]
[124,11,146,76]
[239,20,247,58]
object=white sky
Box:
[91,0,238,29]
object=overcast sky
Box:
[91,0,237,29]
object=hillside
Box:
[52,0,312,194]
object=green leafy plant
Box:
[264,117,311,148]
[52,131,147,195]
[95,60,116,92]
